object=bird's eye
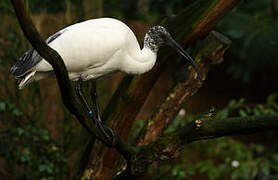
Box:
[160,33,168,40]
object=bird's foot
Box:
[94,118,116,146]
[102,124,116,146]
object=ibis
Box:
[11,18,202,144]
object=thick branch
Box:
[138,31,231,145]
[126,114,278,177]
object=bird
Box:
[11,18,202,144]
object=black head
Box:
[144,25,203,82]
[144,26,170,52]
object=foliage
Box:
[216,0,278,82]
[216,93,278,119]
[0,126,68,180]
[0,99,69,180]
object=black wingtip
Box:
[10,65,16,74]
[10,64,20,77]
[10,65,24,79]
[10,48,39,79]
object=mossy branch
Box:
[146,114,278,162]
[115,114,278,178]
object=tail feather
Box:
[18,71,36,89]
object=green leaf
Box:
[39,164,47,172]
[16,128,24,136]
[0,102,6,111]
[267,93,278,104]
[208,168,220,180]
[239,109,247,117]
[12,109,22,117]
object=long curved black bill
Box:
[167,37,202,82]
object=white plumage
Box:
[38,18,156,77]
[12,18,159,89]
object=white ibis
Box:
[11,18,202,143]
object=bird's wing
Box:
[10,28,67,79]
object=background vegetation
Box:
[0,0,278,179]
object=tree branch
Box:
[122,114,278,178]
[138,31,231,146]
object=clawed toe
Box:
[95,120,116,146]
[103,125,116,146]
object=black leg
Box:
[75,78,112,142]
[90,81,115,144]
[91,81,101,120]
[75,79,92,114]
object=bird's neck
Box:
[121,46,157,75]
